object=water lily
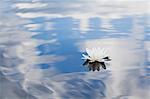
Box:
[82,48,111,71]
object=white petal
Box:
[84,47,108,62]
[82,54,91,60]
[86,48,93,58]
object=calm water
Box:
[0,0,150,99]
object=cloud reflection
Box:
[13,2,48,9]
[15,0,149,33]
[0,0,149,99]
[77,36,149,98]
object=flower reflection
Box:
[82,48,111,71]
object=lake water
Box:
[0,0,149,99]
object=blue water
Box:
[0,0,149,99]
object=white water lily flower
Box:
[82,47,111,71]
[82,47,108,62]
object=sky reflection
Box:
[0,0,149,99]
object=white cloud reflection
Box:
[77,37,149,98]
[24,24,41,30]
[0,31,65,99]
[16,13,63,19]
[13,2,48,9]
[77,16,148,98]
[15,0,149,33]
[0,2,65,98]
[78,38,144,70]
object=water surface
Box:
[0,0,149,99]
